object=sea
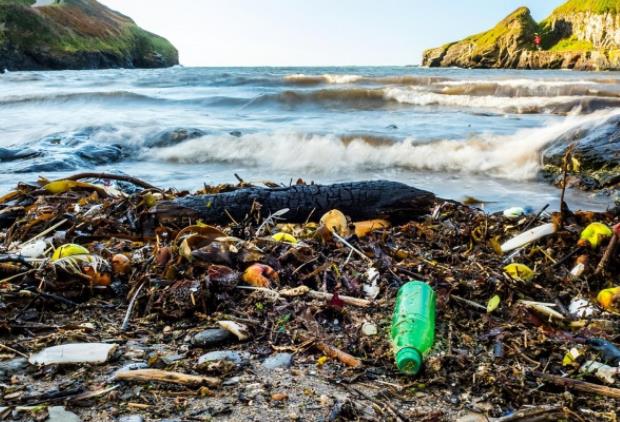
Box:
[1,65,619,212]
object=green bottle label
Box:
[390,281,436,375]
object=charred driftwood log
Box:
[152,180,435,225]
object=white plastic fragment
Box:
[500,223,557,253]
[19,240,47,258]
[568,298,598,318]
[218,320,249,341]
[29,343,117,365]
[363,267,380,299]
[580,360,620,384]
[503,207,525,219]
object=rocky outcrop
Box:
[0,0,178,71]
[542,114,620,191]
[423,0,620,70]
[423,7,539,69]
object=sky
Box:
[101,0,561,67]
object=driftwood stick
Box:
[121,281,146,332]
[153,181,435,224]
[494,405,564,422]
[63,172,161,191]
[279,285,371,307]
[595,234,618,275]
[530,370,620,399]
[114,369,220,387]
[315,341,362,368]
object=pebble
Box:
[192,329,235,347]
[198,350,248,365]
[118,416,144,422]
[262,353,292,369]
[223,376,241,386]
[109,362,148,381]
[361,322,378,336]
[47,406,81,422]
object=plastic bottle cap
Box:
[396,347,422,375]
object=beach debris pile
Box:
[0,173,619,421]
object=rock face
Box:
[0,0,178,71]
[542,114,620,190]
[423,0,620,70]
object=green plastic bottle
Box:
[390,281,436,375]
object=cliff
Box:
[0,0,178,71]
[423,0,620,70]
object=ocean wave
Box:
[384,87,620,114]
[284,74,364,85]
[283,73,450,86]
[436,79,620,98]
[0,91,164,107]
[251,87,620,114]
[149,108,620,180]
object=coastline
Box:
[0,175,618,420]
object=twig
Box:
[348,386,405,422]
[64,172,161,191]
[331,232,372,263]
[114,369,220,387]
[314,341,362,368]
[0,342,29,359]
[558,145,575,229]
[279,285,371,307]
[121,281,145,332]
[530,370,620,399]
[18,218,68,248]
[494,405,564,422]
[70,385,119,402]
[595,233,617,275]
[450,294,486,311]
[522,204,549,232]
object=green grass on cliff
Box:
[553,0,620,14]
[461,7,538,53]
[0,0,177,66]
[548,37,595,52]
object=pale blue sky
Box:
[101,1,561,66]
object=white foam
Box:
[383,87,603,113]
[284,74,363,84]
[439,79,598,88]
[150,108,620,181]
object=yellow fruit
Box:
[579,223,612,249]
[43,180,98,194]
[503,263,534,282]
[319,209,348,236]
[52,244,89,261]
[242,264,279,288]
[353,219,390,238]
[272,232,297,244]
[597,287,620,312]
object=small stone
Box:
[271,392,288,401]
[223,376,241,386]
[161,353,184,364]
[361,322,378,336]
[118,416,144,422]
[262,353,292,369]
[192,329,235,347]
[198,350,248,365]
[47,406,81,422]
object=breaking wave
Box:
[150,108,620,180]
[255,87,620,114]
